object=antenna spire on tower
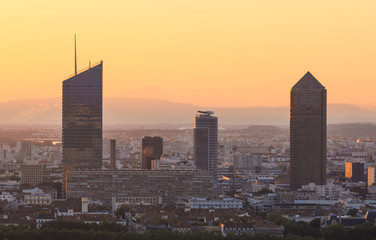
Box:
[74,34,77,75]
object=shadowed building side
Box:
[141,136,163,169]
[62,61,103,191]
[110,139,116,169]
[290,71,327,189]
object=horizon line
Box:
[0,97,375,109]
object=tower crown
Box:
[292,71,325,90]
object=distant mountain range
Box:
[0,98,375,126]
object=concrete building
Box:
[188,197,242,209]
[236,155,262,171]
[23,187,52,205]
[242,182,267,193]
[22,164,43,186]
[368,166,376,187]
[18,140,31,162]
[301,182,344,198]
[141,136,163,169]
[194,111,218,176]
[110,140,116,169]
[151,155,195,170]
[290,72,327,189]
[0,192,15,202]
[67,169,213,209]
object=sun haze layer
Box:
[0,0,375,107]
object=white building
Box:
[0,192,15,202]
[301,182,344,198]
[151,155,195,170]
[242,182,267,193]
[188,197,243,209]
[23,187,52,205]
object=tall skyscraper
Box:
[141,136,163,169]
[194,111,218,176]
[290,72,327,189]
[62,38,103,190]
[346,162,365,182]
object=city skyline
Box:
[1,1,376,108]
[1,1,376,238]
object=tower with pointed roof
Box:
[290,71,327,189]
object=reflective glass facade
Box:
[290,72,326,189]
[62,61,103,171]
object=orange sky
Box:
[0,0,375,107]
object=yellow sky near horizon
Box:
[0,0,375,107]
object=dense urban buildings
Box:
[290,72,327,189]
[140,136,163,169]
[66,169,214,208]
[194,111,218,176]
[62,61,103,182]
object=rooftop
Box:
[292,71,325,90]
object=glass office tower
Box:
[62,61,103,173]
[290,71,326,189]
[194,111,218,177]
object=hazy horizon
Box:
[0,97,375,125]
[1,96,376,110]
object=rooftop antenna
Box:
[74,34,77,75]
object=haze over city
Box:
[1,1,376,240]
[1,0,376,108]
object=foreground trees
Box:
[1,219,376,240]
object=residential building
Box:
[188,197,243,209]
[67,169,213,209]
[22,164,43,186]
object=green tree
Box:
[322,224,346,240]
[347,208,358,217]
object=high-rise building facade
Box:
[346,162,365,182]
[290,72,327,189]
[345,162,353,179]
[194,111,218,176]
[62,61,103,174]
[141,136,163,169]
[18,141,31,162]
[22,164,43,186]
[368,166,376,187]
